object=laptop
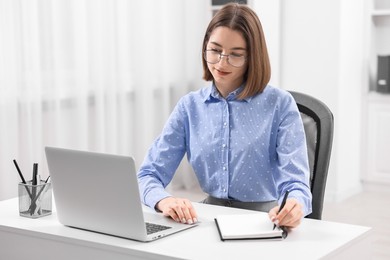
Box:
[45,146,197,242]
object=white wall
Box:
[252,0,282,87]
[255,0,366,202]
[334,0,366,200]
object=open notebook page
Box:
[214,213,286,240]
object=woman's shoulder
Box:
[257,85,294,103]
[179,84,212,104]
[263,85,291,96]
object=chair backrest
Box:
[289,91,334,220]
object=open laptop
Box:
[45,146,197,242]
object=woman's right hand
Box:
[156,197,198,225]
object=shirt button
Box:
[223,166,226,170]
[222,144,226,148]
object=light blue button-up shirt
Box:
[138,83,312,216]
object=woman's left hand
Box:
[268,198,304,228]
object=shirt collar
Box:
[204,82,251,103]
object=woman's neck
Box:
[215,82,242,98]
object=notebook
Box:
[214,213,287,241]
[45,146,197,242]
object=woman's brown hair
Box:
[202,3,271,99]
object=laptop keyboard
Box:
[145,222,171,235]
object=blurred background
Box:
[0,0,389,257]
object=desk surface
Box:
[0,198,371,260]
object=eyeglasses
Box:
[204,50,247,68]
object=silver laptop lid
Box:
[45,147,148,241]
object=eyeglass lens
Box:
[204,50,246,67]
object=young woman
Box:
[137,3,312,228]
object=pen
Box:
[13,159,35,210]
[30,163,39,215]
[32,163,38,185]
[273,190,290,230]
[13,159,27,184]
[45,175,51,183]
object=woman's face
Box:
[205,26,248,95]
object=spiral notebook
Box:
[214,213,287,241]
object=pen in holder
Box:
[18,180,52,218]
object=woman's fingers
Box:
[157,197,198,224]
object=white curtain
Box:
[0,0,210,200]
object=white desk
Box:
[0,198,371,260]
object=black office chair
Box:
[289,91,334,220]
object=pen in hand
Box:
[273,190,290,230]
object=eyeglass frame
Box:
[203,49,247,68]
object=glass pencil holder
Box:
[18,181,52,218]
